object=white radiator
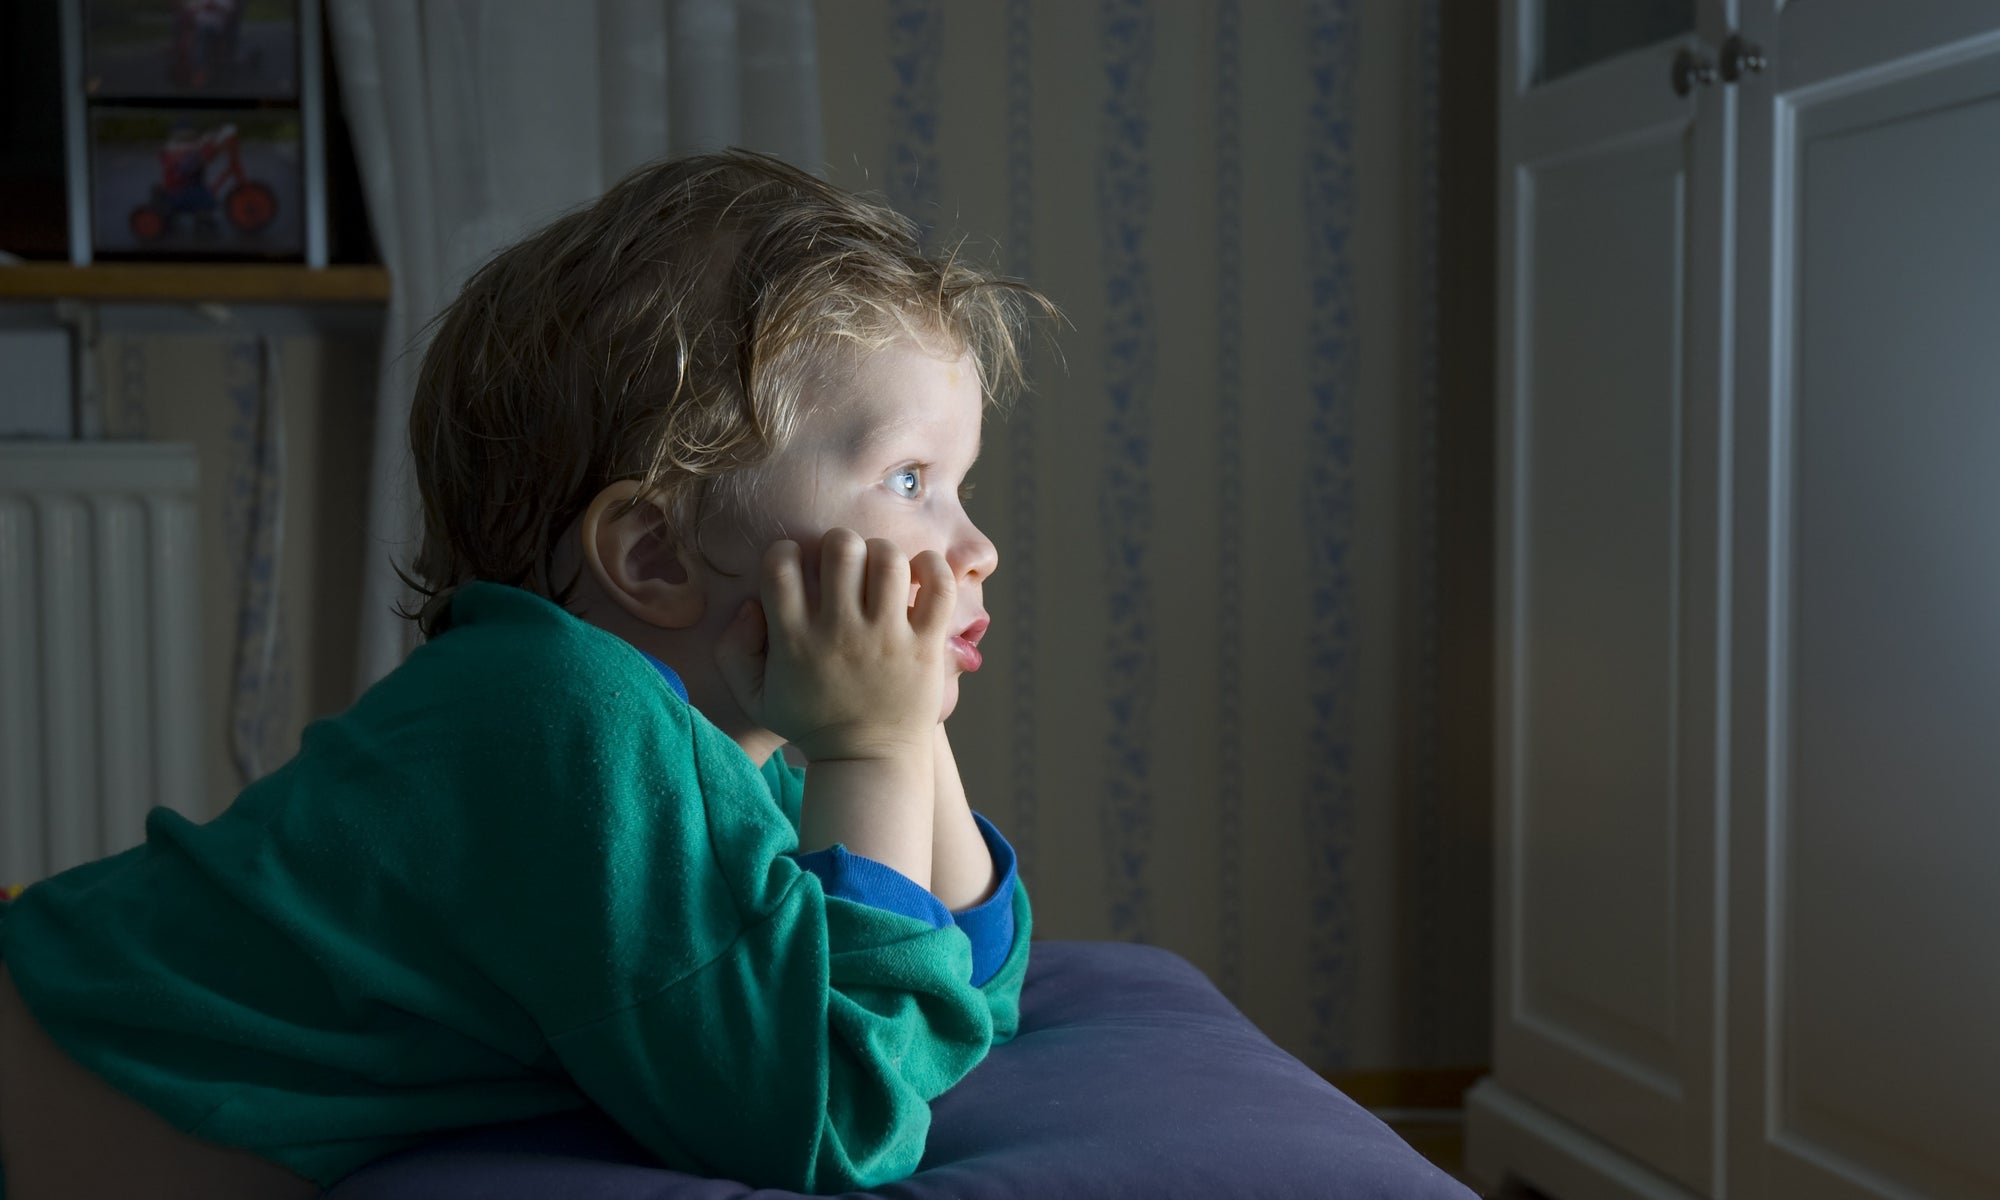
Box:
[0,442,204,886]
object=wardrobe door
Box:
[1728,3,2000,1199]
[1470,0,1735,1195]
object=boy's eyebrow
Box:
[849,419,916,455]
[847,417,981,469]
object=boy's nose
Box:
[950,521,999,583]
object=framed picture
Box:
[89,106,303,258]
[84,0,300,102]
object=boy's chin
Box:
[938,675,961,722]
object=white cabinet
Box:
[1468,3,2000,1199]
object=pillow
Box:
[327,940,1475,1199]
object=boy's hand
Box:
[716,528,955,763]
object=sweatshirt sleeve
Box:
[548,881,992,1192]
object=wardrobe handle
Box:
[1672,47,1717,96]
[1721,34,1768,82]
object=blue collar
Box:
[639,652,689,702]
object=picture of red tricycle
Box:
[127,121,278,241]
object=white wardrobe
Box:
[1465,2,2000,1199]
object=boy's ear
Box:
[579,481,706,629]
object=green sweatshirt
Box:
[0,582,1030,1193]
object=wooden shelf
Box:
[0,263,390,304]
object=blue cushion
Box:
[325,941,1474,1199]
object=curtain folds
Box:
[327,0,824,691]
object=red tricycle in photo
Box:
[90,107,304,258]
[129,120,279,241]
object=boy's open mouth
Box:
[950,616,989,672]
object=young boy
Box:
[0,150,1049,1198]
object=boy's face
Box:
[705,336,998,723]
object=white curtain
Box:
[328,0,824,692]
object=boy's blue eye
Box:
[889,468,922,498]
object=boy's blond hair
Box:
[403,149,1051,636]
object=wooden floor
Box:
[1380,1114,1547,1198]
[1384,1114,1470,1185]
[1333,1069,1541,1198]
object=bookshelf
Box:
[0,263,389,304]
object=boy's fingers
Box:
[760,540,808,631]
[908,550,955,637]
[818,528,866,621]
[863,537,910,619]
